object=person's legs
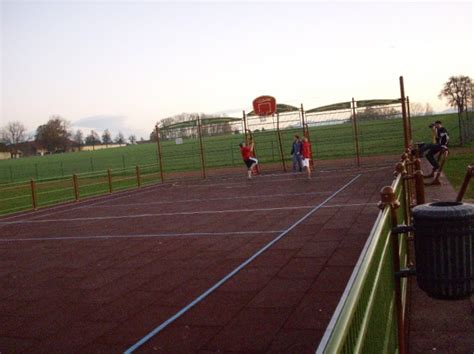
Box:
[248,158,258,179]
[426,145,442,170]
[302,158,311,179]
[292,154,298,172]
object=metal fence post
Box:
[276,113,287,172]
[155,124,165,183]
[456,165,474,202]
[107,169,113,193]
[197,115,206,179]
[351,98,361,167]
[72,174,80,201]
[136,165,141,188]
[30,179,37,210]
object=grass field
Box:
[1,112,472,215]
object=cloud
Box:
[70,115,143,138]
[72,115,127,131]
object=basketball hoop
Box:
[253,95,277,117]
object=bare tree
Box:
[0,121,27,146]
[85,130,101,146]
[114,132,126,145]
[425,103,434,116]
[73,129,84,146]
[128,135,137,144]
[409,102,425,116]
[439,75,472,113]
[102,129,112,146]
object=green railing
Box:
[317,160,411,353]
[0,163,163,216]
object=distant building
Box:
[80,143,126,151]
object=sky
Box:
[1,0,473,140]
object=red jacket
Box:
[302,141,311,159]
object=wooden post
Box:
[136,166,141,188]
[30,179,37,210]
[379,186,406,354]
[107,169,113,193]
[73,174,80,201]
[352,98,361,167]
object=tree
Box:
[102,129,112,146]
[85,130,101,146]
[35,116,72,153]
[73,129,84,146]
[128,135,137,144]
[425,103,434,116]
[0,121,27,146]
[409,102,425,116]
[439,75,472,113]
[114,132,126,145]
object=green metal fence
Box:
[316,159,411,354]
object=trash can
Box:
[412,201,474,300]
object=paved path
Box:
[407,164,474,354]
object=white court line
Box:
[0,203,374,225]
[79,190,334,209]
[124,174,361,353]
[1,204,376,242]
[0,230,282,242]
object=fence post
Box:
[107,169,113,193]
[456,165,474,202]
[72,174,80,201]
[414,159,425,205]
[30,179,37,210]
[136,165,141,188]
[155,124,165,183]
[276,113,287,172]
[379,186,406,354]
[351,98,361,167]
[399,76,410,149]
[197,115,206,179]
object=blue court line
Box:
[124,174,361,353]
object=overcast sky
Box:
[1,1,473,139]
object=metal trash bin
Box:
[412,201,474,300]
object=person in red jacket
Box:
[301,136,312,179]
[239,141,258,179]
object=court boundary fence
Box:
[316,150,427,354]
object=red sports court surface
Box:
[0,163,395,353]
